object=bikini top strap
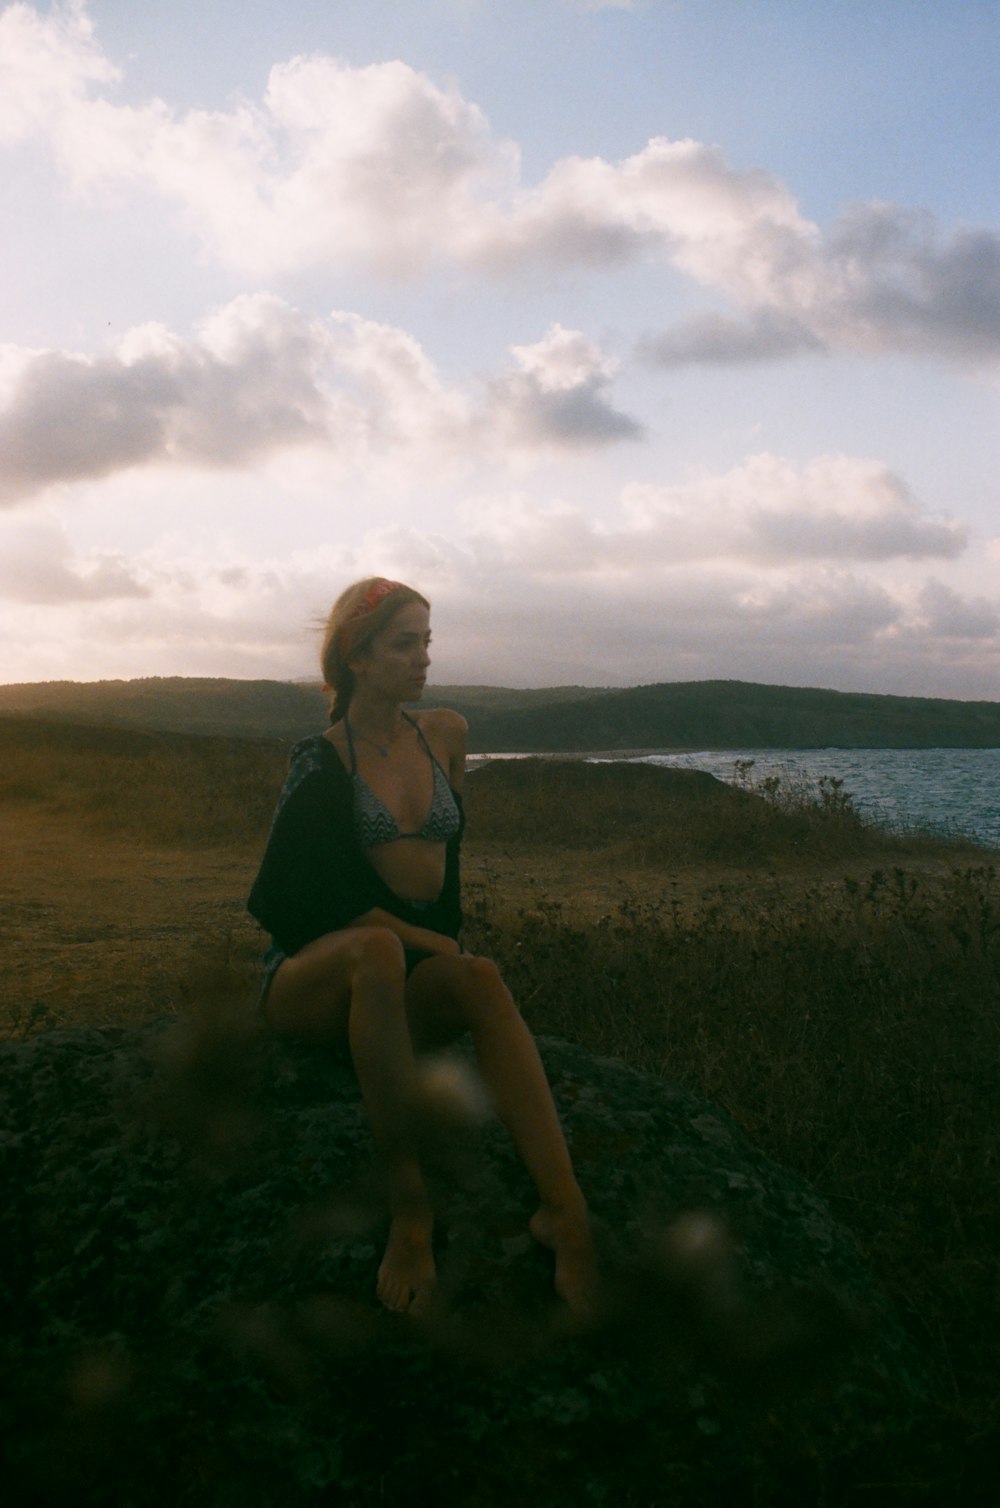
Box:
[402,711,440,768]
[345,710,440,777]
[342,715,359,776]
[401,709,424,747]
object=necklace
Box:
[347,715,401,758]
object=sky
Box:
[1,0,998,697]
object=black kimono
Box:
[247,735,464,976]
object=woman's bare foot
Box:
[377,1215,436,1316]
[530,1203,597,1317]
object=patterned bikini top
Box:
[344,712,461,850]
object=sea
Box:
[474,746,999,848]
[630,747,999,850]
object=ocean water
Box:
[635,748,999,850]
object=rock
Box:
[1,1015,932,1507]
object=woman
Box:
[248,577,594,1317]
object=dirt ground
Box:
[3,799,975,1037]
[0,805,694,1032]
[0,805,262,1031]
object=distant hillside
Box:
[0,677,327,741]
[443,680,1000,752]
[1,675,998,750]
[421,684,609,711]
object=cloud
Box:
[0,299,638,502]
[0,0,116,147]
[799,459,965,562]
[641,199,1000,369]
[487,325,644,447]
[320,311,473,455]
[1,501,995,694]
[0,296,338,502]
[817,204,1000,363]
[4,6,998,368]
[916,579,1000,640]
[0,514,149,602]
[621,454,967,566]
[1,7,513,279]
[468,137,815,283]
[430,456,968,602]
[315,520,998,693]
[638,310,826,366]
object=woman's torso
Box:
[324,709,461,904]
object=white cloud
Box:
[305,521,998,692]
[0,0,116,146]
[1,9,514,279]
[0,297,339,502]
[642,199,1000,369]
[4,7,998,368]
[415,458,967,623]
[256,55,512,279]
[916,579,1000,640]
[1,499,995,694]
[621,454,966,566]
[453,453,965,572]
[487,324,644,448]
[322,311,473,455]
[469,137,816,287]
[0,299,640,503]
[0,513,148,603]
[639,310,826,366]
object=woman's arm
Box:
[423,707,467,791]
[349,907,461,956]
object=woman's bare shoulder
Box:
[418,706,468,746]
[416,706,468,786]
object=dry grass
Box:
[464,760,1000,1497]
[4,724,998,1501]
[465,754,977,867]
[0,719,286,847]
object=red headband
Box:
[337,578,405,657]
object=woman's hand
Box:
[351,908,460,959]
[413,929,461,958]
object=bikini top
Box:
[344,712,461,850]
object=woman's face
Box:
[352,601,431,702]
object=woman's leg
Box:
[405,954,595,1312]
[265,928,436,1315]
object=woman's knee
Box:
[275,926,404,998]
[456,955,518,1020]
[350,926,407,984]
[461,953,504,987]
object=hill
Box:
[0,677,327,741]
[431,679,1000,751]
[1,675,998,750]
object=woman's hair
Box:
[320,577,430,723]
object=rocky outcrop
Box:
[2,1015,932,1506]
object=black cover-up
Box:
[247,734,464,962]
